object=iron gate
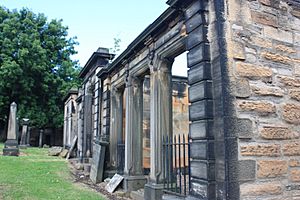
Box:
[163,133,191,196]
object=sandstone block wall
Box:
[226,0,300,199]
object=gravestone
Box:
[48,146,63,156]
[3,102,19,156]
[90,141,108,184]
[26,127,31,146]
[39,129,44,148]
[105,173,124,193]
[20,118,29,149]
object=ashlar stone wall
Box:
[225,0,300,199]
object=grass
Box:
[0,143,105,200]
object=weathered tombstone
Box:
[90,141,108,183]
[48,146,62,156]
[59,149,69,158]
[26,127,31,146]
[39,129,44,148]
[3,102,19,156]
[19,118,29,149]
[105,174,124,193]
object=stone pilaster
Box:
[123,74,146,192]
[83,82,93,159]
[76,93,84,162]
[63,104,67,148]
[144,55,173,200]
[184,1,217,199]
[110,87,124,170]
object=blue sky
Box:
[0,0,187,76]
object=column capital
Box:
[125,74,143,88]
[147,51,174,74]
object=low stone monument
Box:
[3,102,19,156]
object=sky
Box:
[0,0,187,76]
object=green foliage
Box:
[0,7,81,128]
[0,143,104,200]
[110,37,121,55]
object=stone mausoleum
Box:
[63,0,300,199]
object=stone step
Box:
[130,189,144,200]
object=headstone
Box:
[90,141,108,183]
[48,146,63,156]
[20,118,29,149]
[26,127,31,146]
[105,173,124,193]
[39,129,44,148]
[3,102,19,156]
[59,149,69,158]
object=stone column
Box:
[3,102,19,156]
[110,87,123,170]
[144,55,173,200]
[39,129,44,148]
[123,75,146,192]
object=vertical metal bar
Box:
[174,134,178,193]
[178,134,182,194]
[188,135,191,193]
[163,135,166,189]
[169,136,174,191]
[166,135,170,190]
[183,134,187,195]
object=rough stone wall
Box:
[225,0,300,199]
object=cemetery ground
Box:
[0,143,105,200]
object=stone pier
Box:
[3,102,19,156]
[110,87,124,171]
[123,74,146,192]
[144,56,173,200]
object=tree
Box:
[0,7,81,129]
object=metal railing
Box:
[163,133,190,196]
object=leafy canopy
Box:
[0,7,81,128]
